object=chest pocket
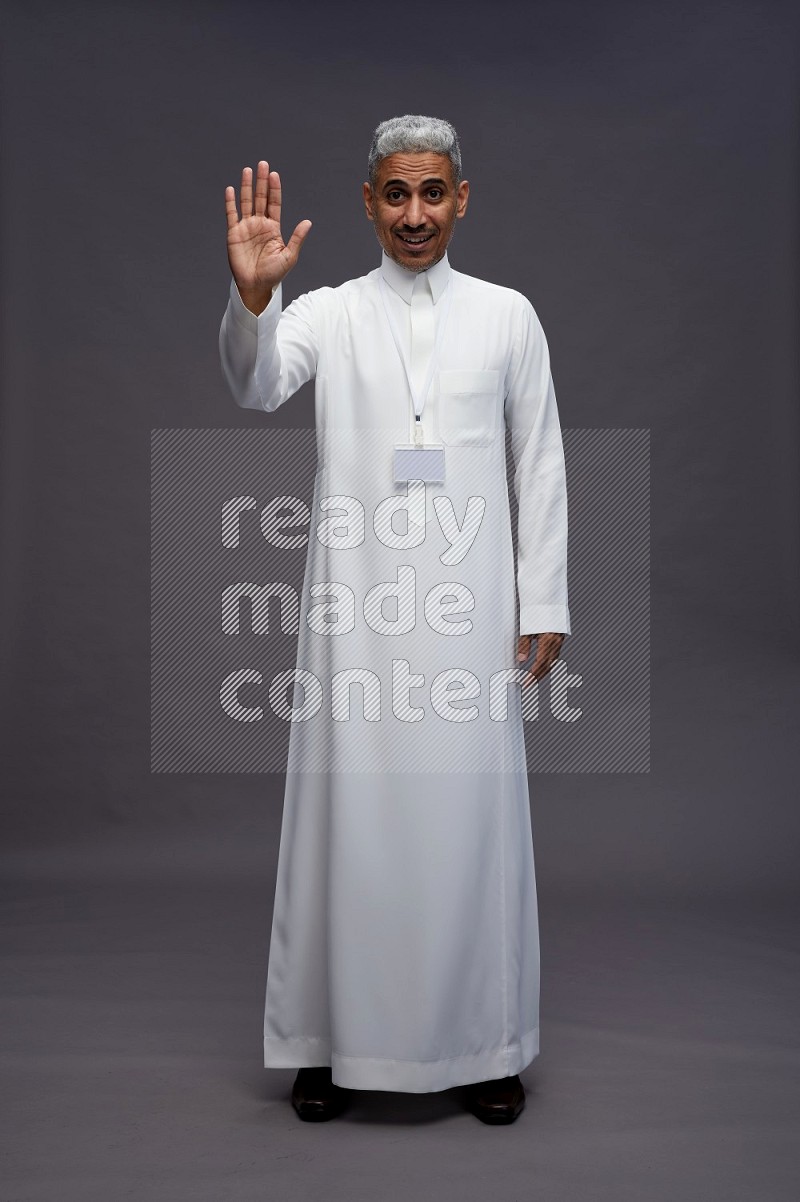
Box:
[437,369,500,447]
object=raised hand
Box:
[225,161,312,315]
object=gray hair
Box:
[367,115,462,188]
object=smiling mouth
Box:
[396,232,435,247]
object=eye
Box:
[428,188,443,200]
[387,190,404,201]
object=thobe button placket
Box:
[409,273,435,408]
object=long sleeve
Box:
[218,276,319,411]
[503,297,571,637]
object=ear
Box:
[456,179,470,219]
[363,181,374,220]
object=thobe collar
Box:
[379,249,452,305]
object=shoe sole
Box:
[291,1093,350,1122]
[292,1105,345,1121]
[466,1095,525,1124]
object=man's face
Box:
[363,151,469,273]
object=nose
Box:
[403,194,425,228]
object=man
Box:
[219,115,570,1124]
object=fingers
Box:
[239,164,255,219]
[253,161,269,217]
[224,186,239,231]
[519,632,564,687]
[227,163,281,226]
[267,169,282,222]
[517,634,539,688]
[521,650,545,687]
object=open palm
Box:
[225,161,312,308]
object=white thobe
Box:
[219,249,571,1093]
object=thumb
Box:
[285,218,313,261]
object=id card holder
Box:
[393,443,446,484]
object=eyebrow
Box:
[382,177,449,190]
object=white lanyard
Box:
[379,272,454,439]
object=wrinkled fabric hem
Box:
[263,1027,539,1093]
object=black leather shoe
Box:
[464,1074,526,1124]
[290,1066,351,1121]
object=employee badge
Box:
[393,437,446,484]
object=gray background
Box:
[1,0,798,1198]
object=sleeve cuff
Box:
[228,277,281,333]
[519,605,571,637]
